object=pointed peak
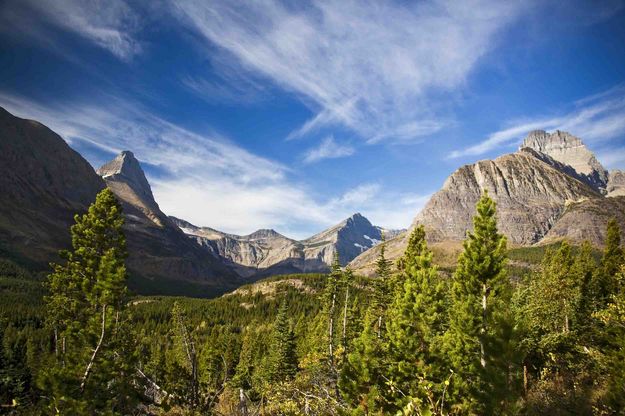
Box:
[245,229,285,240]
[97,150,143,177]
[345,212,371,226]
[97,151,154,200]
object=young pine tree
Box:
[384,225,447,412]
[443,192,511,414]
[324,252,342,375]
[596,218,624,306]
[595,265,625,411]
[268,301,298,382]
[41,188,136,413]
[339,307,386,414]
[340,236,393,413]
[170,301,199,409]
[372,234,393,338]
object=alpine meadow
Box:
[1,1,625,415]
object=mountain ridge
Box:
[170,212,402,276]
[350,130,625,275]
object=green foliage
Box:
[40,188,138,413]
[443,192,513,414]
[384,225,448,412]
[268,301,298,382]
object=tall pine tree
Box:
[41,188,136,413]
[268,301,298,382]
[384,225,447,412]
[443,192,511,414]
[596,218,624,306]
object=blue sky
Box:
[1,0,625,239]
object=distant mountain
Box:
[350,130,625,275]
[172,213,402,276]
[97,151,239,295]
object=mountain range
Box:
[1,105,624,293]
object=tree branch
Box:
[80,304,107,392]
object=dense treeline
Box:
[1,189,624,415]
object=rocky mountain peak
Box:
[97,151,164,226]
[520,130,608,191]
[607,170,625,197]
[97,150,154,201]
[97,151,154,200]
[244,229,286,240]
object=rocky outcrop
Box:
[98,152,239,294]
[172,213,398,276]
[607,170,625,197]
[520,130,609,192]
[541,196,625,244]
[0,106,105,264]
[411,150,599,245]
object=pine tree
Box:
[443,192,511,414]
[384,225,447,411]
[268,301,298,382]
[171,301,199,408]
[595,265,625,410]
[340,267,354,354]
[596,218,624,305]
[372,234,393,338]
[324,251,342,374]
[339,308,385,413]
[41,188,136,413]
[574,241,598,334]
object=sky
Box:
[1,0,625,239]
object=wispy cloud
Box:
[0,0,142,61]
[0,92,423,237]
[171,0,527,143]
[447,85,625,159]
[303,136,355,164]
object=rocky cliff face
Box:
[0,106,105,264]
[350,130,624,275]
[541,196,625,245]
[172,213,396,276]
[411,150,599,245]
[98,152,239,294]
[607,170,625,197]
[520,130,609,192]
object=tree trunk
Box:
[239,388,248,415]
[523,364,528,395]
[54,327,58,357]
[80,304,107,392]
[329,292,336,369]
[377,316,382,339]
[342,287,349,349]
[481,284,487,368]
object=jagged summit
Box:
[244,229,287,240]
[97,151,164,226]
[520,130,608,191]
[97,151,154,201]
